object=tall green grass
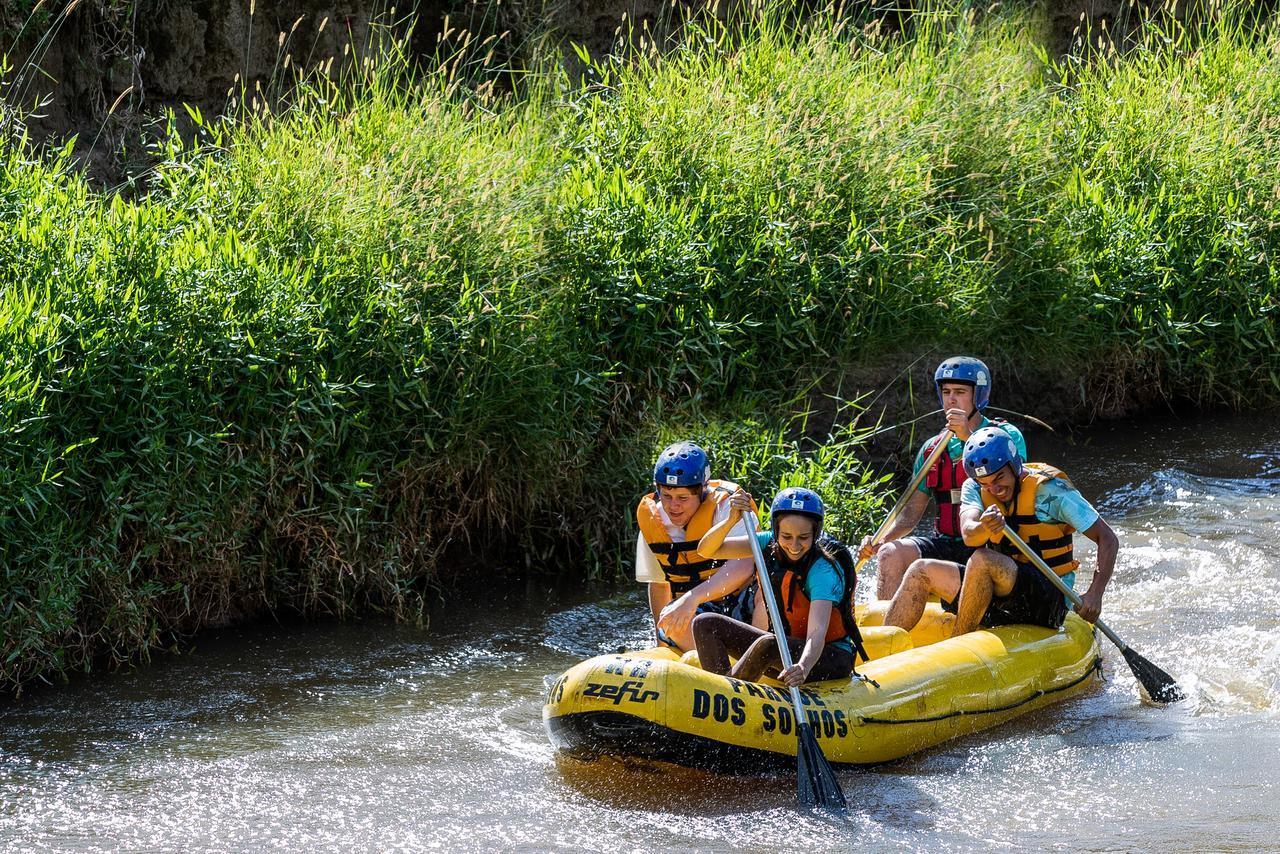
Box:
[2,2,1280,689]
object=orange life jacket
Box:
[636,480,747,596]
[981,463,1080,576]
[763,535,853,645]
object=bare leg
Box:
[692,613,763,675]
[730,634,784,682]
[885,559,962,631]
[953,548,1018,636]
[875,539,923,599]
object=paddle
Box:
[855,429,953,574]
[1000,526,1184,704]
[741,510,848,811]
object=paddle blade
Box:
[795,722,847,812]
[1122,646,1185,704]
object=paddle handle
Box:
[742,511,810,718]
[855,429,954,574]
[1000,526,1129,653]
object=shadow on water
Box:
[553,753,945,833]
[554,754,793,814]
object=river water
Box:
[1,412,1277,852]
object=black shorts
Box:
[901,534,975,566]
[979,562,1069,630]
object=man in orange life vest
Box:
[859,357,1026,605]
[885,426,1119,635]
[634,442,756,652]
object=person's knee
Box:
[990,562,1018,594]
[741,635,779,667]
[880,540,918,571]
[966,547,999,576]
[901,559,940,593]
[967,548,1015,591]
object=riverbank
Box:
[2,2,1279,691]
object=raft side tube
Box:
[543,607,1101,768]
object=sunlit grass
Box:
[0,1,1278,689]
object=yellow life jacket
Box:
[981,463,1080,576]
[636,480,748,595]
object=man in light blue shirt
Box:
[885,426,1119,636]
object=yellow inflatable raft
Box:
[544,602,1101,769]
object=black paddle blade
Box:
[1122,646,1185,704]
[795,722,847,812]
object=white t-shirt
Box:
[635,498,749,583]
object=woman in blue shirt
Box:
[689,488,855,686]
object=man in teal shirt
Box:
[885,426,1118,635]
[859,357,1026,605]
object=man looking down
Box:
[885,425,1118,636]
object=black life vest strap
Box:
[1036,550,1075,569]
[646,539,703,559]
[661,557,726,584]
[998,537,1074,567]
[1028,533,1073,551]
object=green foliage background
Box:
[1,3,1279,689]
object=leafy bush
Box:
[2,2,1280,689]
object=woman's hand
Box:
[779,661,811,688]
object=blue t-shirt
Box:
[756,532,852,652]
[959,473,1099,593]
[913,417,1028,496]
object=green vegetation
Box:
[2,2,1280,690]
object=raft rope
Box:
[856,406,1056,445]
[858,656,1103,726]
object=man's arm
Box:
[859,490,930,558]
[656,559,757,640]
[648,582,673,629]
[1076,518,1118,623]
[696,489,753,559]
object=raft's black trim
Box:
[859,656,1103,725]
[547,710,796,773]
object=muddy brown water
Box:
[1,412,1277,851]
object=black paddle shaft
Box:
[1001,527,1183,703]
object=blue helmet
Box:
[962,426,1022,479]
[770,487,825,533]
[653,441,710,489]
[935,356,991,411]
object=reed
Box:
[1,1,1278,690]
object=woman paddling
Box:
[691,487,862,686]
